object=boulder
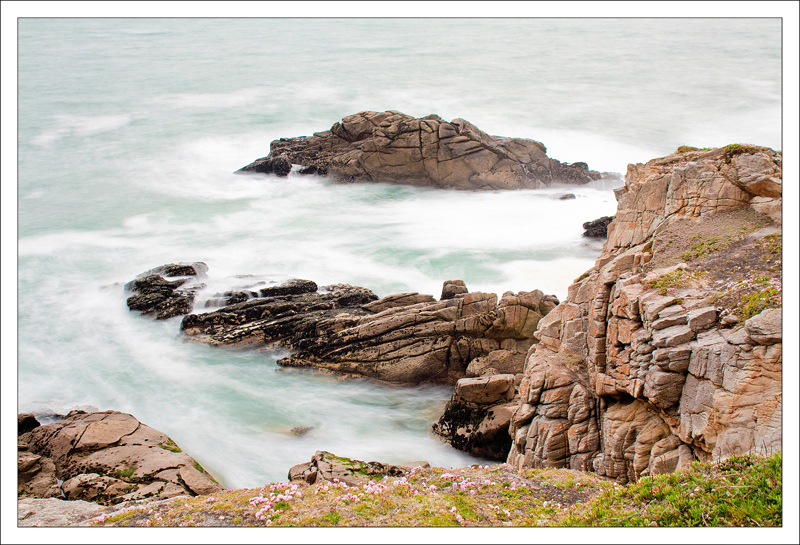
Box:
[124,262,207,320]
[288,451,425,486]
[582,216,614,238]
[441,279,469,300]
[238,111,611,190]
[18,411,222,505]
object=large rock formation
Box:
[238,110,611,190]
[179,279,557,386]
[506,145,783,483]
[18,411,222,505]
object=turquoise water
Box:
[14,18,781,487]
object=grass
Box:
[675,146,711,153]
[644,268,705,296]
[560,452,781,527]
[159,439,182,453]
[683,235,721,261]
[91,452,781,528]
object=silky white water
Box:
[15,18,781,488]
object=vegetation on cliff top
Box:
[644,208,781,320]
[93,452,781,528]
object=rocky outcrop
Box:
[288,451,429,487]
[125,262,207,319]
[18,411,222,505]
[432,374,517,460]
[507,145,783,483]
[582,216,614,238]
[238,110,610,190]
[179,276,558,386]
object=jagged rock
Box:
[288,451,426,486]
[180,274,558,386]
[124,262,207,319]
[181,283,378,348]
[363,292,436,313]
[238,110,611,190]
[19,413,41,435]
[582,216,614,238]
[18,411,222,505]
[508,145,782,482]
[440,279,468,300]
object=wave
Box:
[30,114,132,146]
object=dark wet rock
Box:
[290,426,314,437]
[181,276,558,386]
[432,374,517,461]
[180,283,379,348]
[19,413,41,435]
[124,262,207,320]
[238,110,607,190]
[582,216,614,238]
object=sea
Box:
[12,17,782,489]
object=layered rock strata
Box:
[180,278,558,386]
[506,145,783,483]
[238,110,610,190]
[18,411,222,505]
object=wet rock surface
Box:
[124,262,207,319]
[582,216,614,238]
[238,110,612,190]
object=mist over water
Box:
[15,18,781,487]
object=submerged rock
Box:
[18,410,222,505]
[238,110,610,190]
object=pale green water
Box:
[15,18,781,487]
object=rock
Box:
[17,497,108,527]
[179,268,557,386]
[744,308,782,345]
[18,411,222,505]
[363,292,436,313]
[19,413,40,435]
[582,216,614,238]
[124,262,207,320]
[440,279,468,300]
[507,145,782,482]
[432,396,516,461]
[238,111,609,190]
[290,426,314,437]
[288,451,413,486]
[453,374,515,404]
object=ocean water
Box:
[14,18,782,488]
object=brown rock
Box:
[238,111,608,190]
[18,411,222,505]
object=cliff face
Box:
[507,145,782,483]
